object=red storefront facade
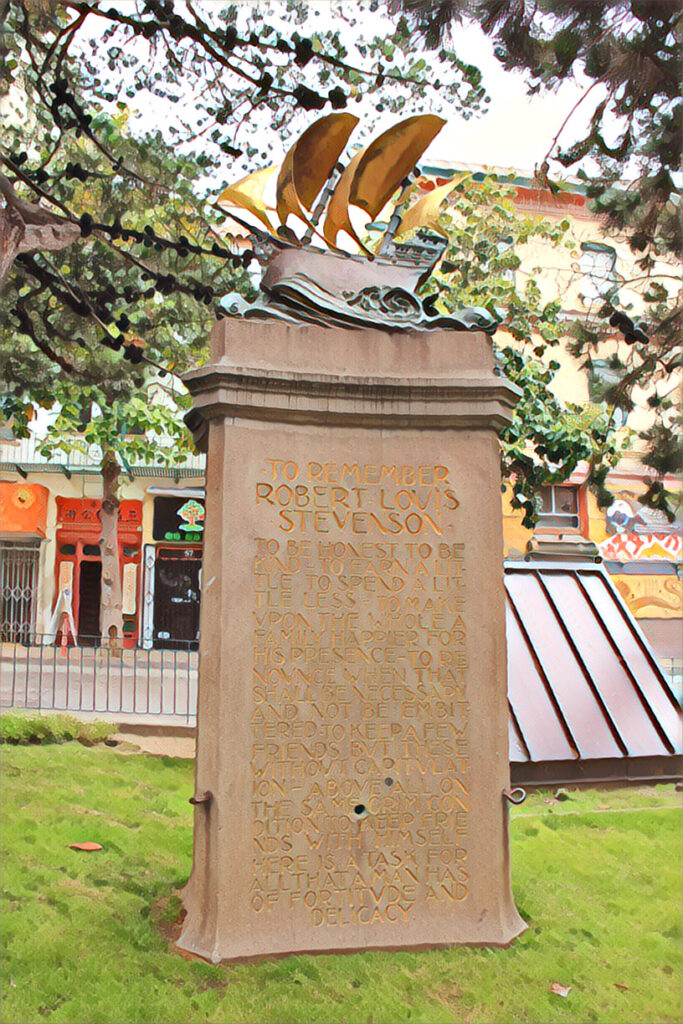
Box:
[54,498,143,647]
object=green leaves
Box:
[391,2,682,515]
[413,171,627,524]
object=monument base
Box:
[179,320,526,963]
[178,899,526,964]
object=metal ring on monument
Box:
[503,787,527,805]
[189,791,213,806]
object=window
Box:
[588,359,628,428]
[393,230,447,265]
[536,485,580,530]
[580,243,616,302]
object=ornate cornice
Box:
[184,362,521,435]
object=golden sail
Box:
[395,175,467,239]
[322,146,368,250]
[217,165,278,233]
[276,113,359,231]
[323,114,446,249]
[217,114,452,257]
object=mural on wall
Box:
[599,493,682,563]
[612,575,683,619]
[152,496,205,543]
[0,482,49,537]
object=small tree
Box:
[411,172,623,524]
[38,379,195,643]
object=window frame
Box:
[536,484,583,533]
[579,242,617,302]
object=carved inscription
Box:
[250,460,469,928]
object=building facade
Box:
[1,429,680,666]
[0,438,205,649]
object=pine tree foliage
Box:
[391,0,682,513]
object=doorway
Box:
[77,561,102,644]
[0,540,40,643]
[153,548,201,648]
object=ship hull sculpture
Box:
[179,114,526,963]
[217,113,499,333]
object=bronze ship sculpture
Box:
[216,114,499,334]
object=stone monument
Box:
[179,115,526,962]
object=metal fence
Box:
[0,634,198,723]
[1,636,679,727]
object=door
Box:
[153,548,201,648]
[0,540,40,643]
[77,561,102,644]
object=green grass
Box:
[1,744,680,1024]
[0,711,114,746]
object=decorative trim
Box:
[146,486,205,498]
[141,544,155,650]
[219,281,499,334]
[184,365,521,431]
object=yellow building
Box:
[447,165,683,666]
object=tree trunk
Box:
[0,205,25,286]
[0,173,81,287]
[100,450,123,654]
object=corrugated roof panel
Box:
[505,602,576,762]
[538,571,667,757]
[508,714,529,764]
[505,563,682,774]
[577,570,681,752]
[505,569,623,760]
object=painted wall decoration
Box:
[152,496,205,543]
[58,560,73,595]
[122,562,138,616]
[54,498,142,648]
[612,574,683,619]
[56,498,142,529]
[599,493,682,563]
[0,482,49,537]
[177,499,205,533]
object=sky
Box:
[86,0,602,182]
[423,26,597,175]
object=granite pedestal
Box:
[179,319,525,962]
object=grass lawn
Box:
[1,742,681,1024]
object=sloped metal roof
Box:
[0,437,206,477]
[505,562,682,786]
